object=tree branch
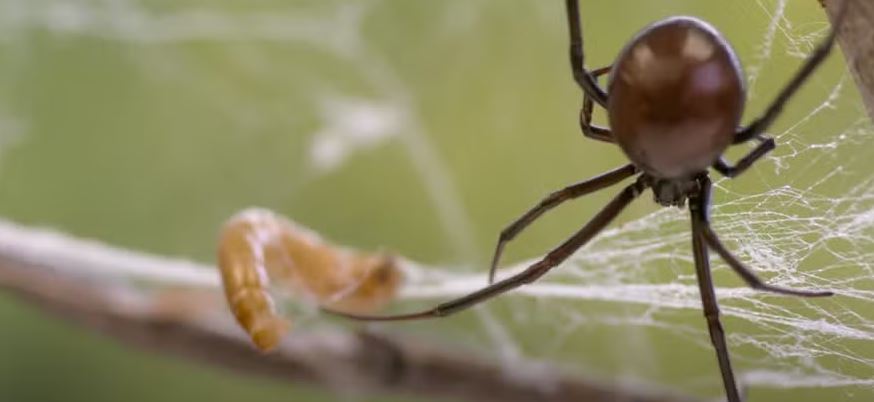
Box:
[823,0,874,120]
[0,219,697,402]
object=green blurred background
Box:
[0,0,870,401]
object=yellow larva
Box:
[217,208,402,351]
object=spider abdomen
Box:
[608,17,745,179]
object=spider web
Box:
[1,0,873,401]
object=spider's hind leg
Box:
[728,0,848,149]
[324,176,649,322]
[580,65,614,143]
[712,135,775,178]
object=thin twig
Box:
[823,0,874,120]
[0,219,698,402]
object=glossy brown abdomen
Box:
[608,17,745,179]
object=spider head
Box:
[649,176,699,208]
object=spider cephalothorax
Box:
[648,175,699,207]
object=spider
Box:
[325,1,849,400]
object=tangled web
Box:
[393,3,874,398]
[3,0,874,400]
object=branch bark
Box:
[0,219,697,402]
[823,0,874,121]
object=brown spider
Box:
[325,1,849,400]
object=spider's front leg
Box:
[732,0,845,146]
[566,0,607,108]
[717,0,849,178]
[488,163,637,283]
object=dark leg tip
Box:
[788,288,834,298]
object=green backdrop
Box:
[0,1,868,401]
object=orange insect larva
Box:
[217,208,402,351]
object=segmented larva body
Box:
[217,208,402,351]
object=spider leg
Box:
[488,163,638,283]
[696,176,833,297]
[689,182,741,402]
[580,65,614,143]
[712,136,775,178]
[566,0,608,108]
[589,65,612,78]
[734,0,848,144]
[323,176,648,322]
